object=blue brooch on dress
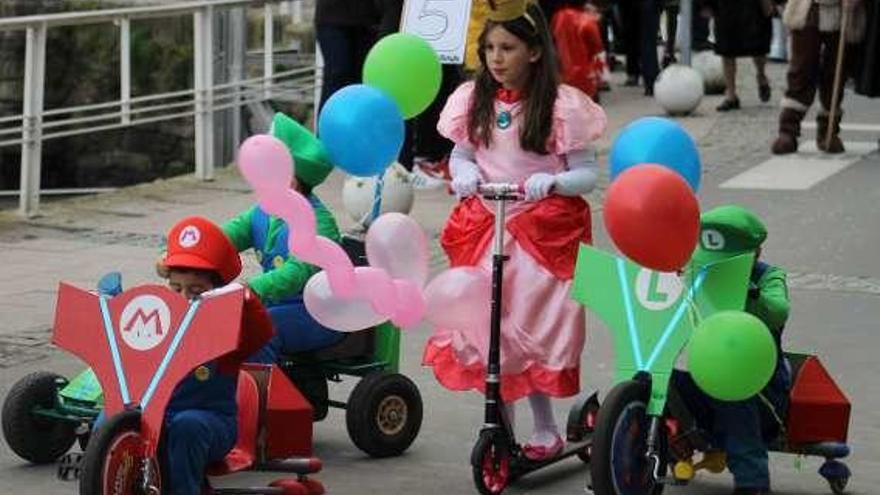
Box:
[496,110,512,130]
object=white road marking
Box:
[719,141,875,190]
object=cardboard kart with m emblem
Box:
[8,280,323,495]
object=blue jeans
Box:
[164,409,236,495]
[248,298,346,364]
[672,365,790,490]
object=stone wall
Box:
[0,0,317,192]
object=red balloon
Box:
[603,164,700,272]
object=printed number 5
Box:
[416,0,450,41]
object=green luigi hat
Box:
[691,205,767,267]
[270,112,334,188]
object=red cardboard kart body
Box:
[54,282,323,495]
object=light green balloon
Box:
[688,310,777,402]
[363,33,442,119]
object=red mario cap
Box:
[164,216,241,284]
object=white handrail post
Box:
[313,40,323,131]
[19,22,48,217]
[120,16,132,124]
[292,0,302,24]
[193,5,215,180]
[264,3,274,100]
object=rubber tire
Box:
[591,380,665,495]
[471,433,511,495]
[345,372,422,458]
[829,476,849,495]
[575,398,601,463]
[79,410,155,495]
[2,371,76,463]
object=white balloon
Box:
[654,64,705,116]
[692,51,726,95]
[342,162,415,227]
[303,271,386,332]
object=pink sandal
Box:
[522,434,564,461]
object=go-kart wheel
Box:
[345,372,422,458]
[471,432,511,495]
[828,476,849,495]
[79,410,161,495]
[2,371,77,463]
[591,380,666,495]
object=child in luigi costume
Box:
[672,205,791,495]
[223,112,344,364]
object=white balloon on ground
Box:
[692,50,726,95]
[654,64,705,116]
[342,162,415,227]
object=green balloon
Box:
[363,33,442,119]
[687,310,777,402]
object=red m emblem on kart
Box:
[119,295,171,351]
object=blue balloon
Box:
[318,84,404,177]
[609,117,702,191]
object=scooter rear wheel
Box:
[471,432,512,495]
[591,379,666,495]
[79,410,161,495]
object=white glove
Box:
[451,166,481,198]
[524,173,556,201]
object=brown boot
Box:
[816,113,845,154]
[771,108,805,155]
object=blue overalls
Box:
[93,362,238,495]
[163,362,237,495]
[673,262,791,491]
[247,205,345,364]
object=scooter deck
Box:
[510,436,592,477]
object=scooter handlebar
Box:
[477,182,525,198]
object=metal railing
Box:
[0,0,320,216]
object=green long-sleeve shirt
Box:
[746,264,790,337]
[222,200,341,304]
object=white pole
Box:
[120,16,131,124]
[19,22,47,217]
[194,6,215,181]
[313,40,324,131]
[680,0,693,65]
[264,3,274,100]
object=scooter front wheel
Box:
[471,432,512,495]
[590,379,666,495]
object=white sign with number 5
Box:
[401,0,473,64]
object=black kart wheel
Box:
[591,380,666,495]
[79,410,161,495]
[2,371,77,463]
[345,372,422,457]
[471,432,512,495]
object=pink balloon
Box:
[239,134,426,329]
[238,135,294,191]
[366,213,431,287]
[424,267,492,333]
[303,270,386,332]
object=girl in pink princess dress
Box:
[422,1,606,461]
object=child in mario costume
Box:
[161,216,274,495]
[223,112,344,364]
[673,205,791,495]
